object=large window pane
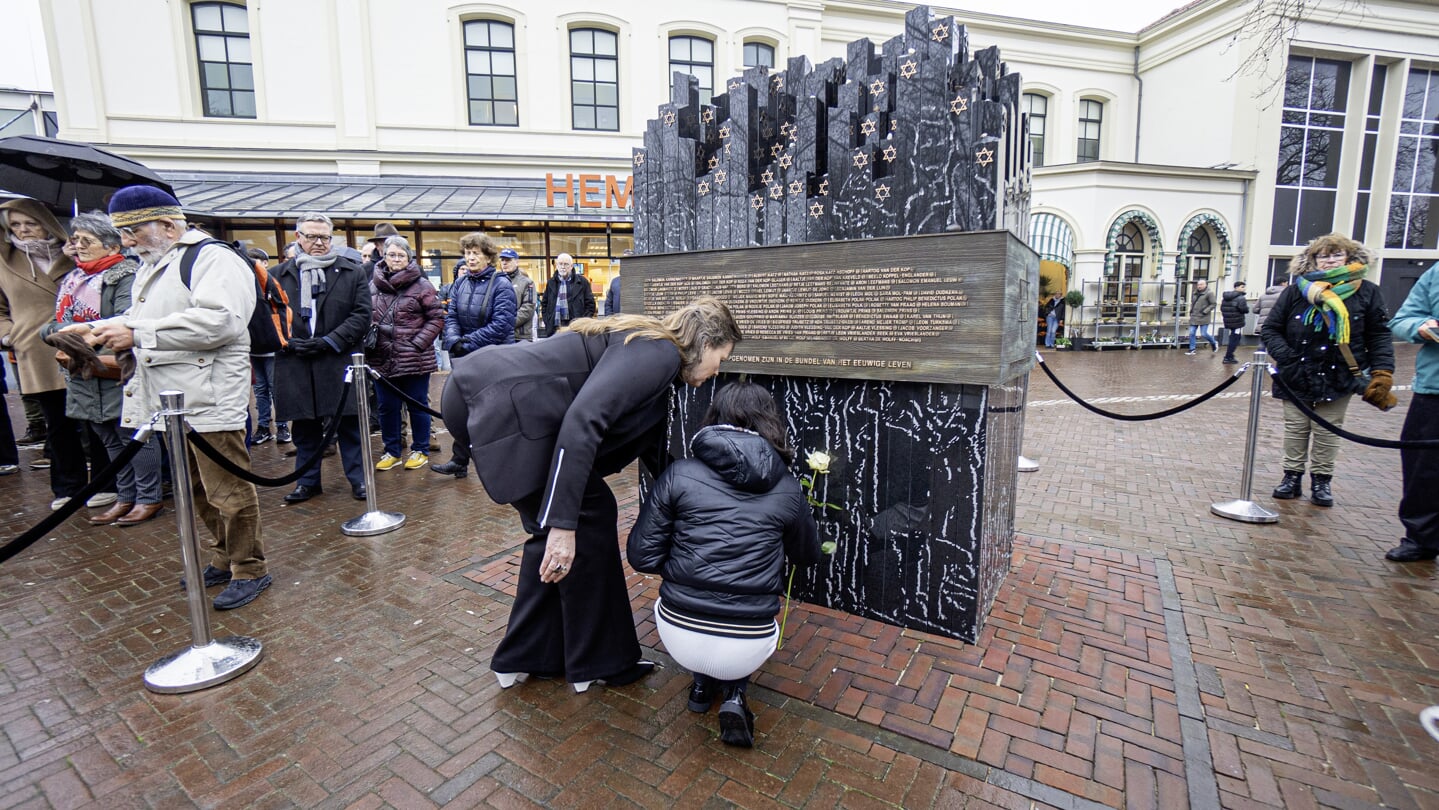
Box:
[220,3,248,32]
[1271,187,1300,245]
[464,19,519,127]
[1296,189,1336,242]
[1273,55,1350,245]
[669,35,713,104]
[197,35,227,62]
[192,3,255,119]
[744,42,774,69]
[232,91,255,118]
[571,27,619,131]
[230,63,253,91]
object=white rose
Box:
[805,450,832,474]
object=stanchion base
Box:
[144,636,263,693]
[1210,499,1280,524]
[341,510,406,536]
[1017,456,1039,472]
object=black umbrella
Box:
[0,135,175,216]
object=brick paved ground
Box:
[1,345,1435,808]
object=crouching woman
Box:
[626,381,821,748]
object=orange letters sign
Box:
[545,173,634,209]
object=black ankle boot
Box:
[1272,470,1304,500]
[687,674,716,713]
[1310,474,1334,507]
[718,684,755,748]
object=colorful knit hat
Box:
[108,185,184,228]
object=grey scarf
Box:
[296,252,340,334]
[7,234,63,280]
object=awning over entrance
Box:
[163,172,633,223]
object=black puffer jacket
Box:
[1261,280,1394,403]
[1221,290,1249,330]
[627,426,821,620]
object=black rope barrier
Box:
[368,369,445,419]
[1035,354,1248,421]
[186,379,355,486]
[1266,366,1439,450]
[0,434,150,565]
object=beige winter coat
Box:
[0,198,73,394]
[90,229,256,433]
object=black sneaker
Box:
[275,426,292,444]
[688,676,716,713]
[214,575,272,610]
[718,694,756,748]
[17,426,46,446]
[181,565,233,591]
[252,429,273,445]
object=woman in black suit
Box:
[441,296,742,692]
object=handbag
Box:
[365,295,402,351]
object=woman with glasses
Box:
[1261,233,1396,507]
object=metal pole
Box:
[143,391,263,693]
[1210,351,1280,524]
[342,354,405,536]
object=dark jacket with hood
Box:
[367,260,443,378]
[1261,245,1394,403]
[1221,289,1249,330]
[626,425,821,621]
[443,265,515,356]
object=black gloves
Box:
[289,337,327,356]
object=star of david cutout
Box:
[762,126,774,139]
[852,152,869,168]
[932,24,949,42]
[724,144,732,155]
[809,202,824,218]
[900,60,918,80]
[890,120,898,132]
[875,183,891,201]
[771,74,784,89]
[720,124,732,139]
[697,180,711,196]
[860,119,878,136]
[788,180,803,196]
[707,156,720,170]
[750,194,764,210]
[882,145,897,162]
[701,108,715,123]
[869,79,886,95]
[633,152,645,166]
[761,169,775,184]
[949,95,969,114]
[663,110,676,126]
[778,153,793,169]
[770,143,783,158]
[730,79,743,92]
[818,179,830,196]
[715,169,728,185]
[976,147,995,167]
[780,122,795,138]
[769,184,784,200]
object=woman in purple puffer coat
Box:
[367,236,445,471]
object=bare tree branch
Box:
[1222,0,1370,106]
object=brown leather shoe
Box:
[115,503,164,526]
[88,501,134,525]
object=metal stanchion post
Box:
[1018,455,1039,472]
[342,353,406,536]
[143,391,263,693]
[1211,350,1280,524]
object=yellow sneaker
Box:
[375,453,402,471]
[403,451,430,470]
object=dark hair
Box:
[701,381,794,464]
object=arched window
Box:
[743,41,775,69]
[192,2,254,118]
[669,36,714,104]
[1180,227,1215,316]
[1077,99,1103,162]
[463,20,518,126]
[571,28,619,131]
[1105,222,1143,317]
[1024,93,1047,167]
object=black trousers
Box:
[290,416,363,490]
[490,472,641,683]
[1399,392,1439,551]
[0,387,16,467]
[35,389,88,498]
[1224,329,1243,359]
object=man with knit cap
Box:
[62,185,271,610]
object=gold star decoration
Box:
[932,23,949,42]
[751,194,764,210]
[788,180,803,195]
[771,74,784,89]
[976,147,995,167]
[870,79,886,95]
[852,151,870,168]
[809,201,824,218]
[860,119,878,136]
[697,180,711,196]
[890,120,898,132]
[730,79,743,92]
[818,179,830,196]
[769,184,784,200]
[701,108,715,123]
[633,152,646,166]
[900,60,918,80]
[770,143,783,158]
[715,169,728,185]
[719,124,732,139]
[875,183,891,201]
[882,145,897,162]
[761,169,775,184]
[707,155,720,170]
[780,122,796,138]
[778,153,793,169]
[724,143,732,155]
[663,110,676,126]
[949,95,969,114]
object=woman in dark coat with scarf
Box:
[367,237,444,471]
[1261,233,1395,507]
[441,297,742,692]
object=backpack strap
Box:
[176,237,233,289]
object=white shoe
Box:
[1184,350,1197,356]
[50,496,71,511]
[495,672,529,689]
[87,492,118,508]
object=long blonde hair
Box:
[566,296,742,375]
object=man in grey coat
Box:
[1185,278,1219,355]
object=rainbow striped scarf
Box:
[1296,263,1366,345]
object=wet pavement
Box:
[1,343,1435,809]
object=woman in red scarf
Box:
[41,213,164,525]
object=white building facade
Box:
[32,0,1439,325]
